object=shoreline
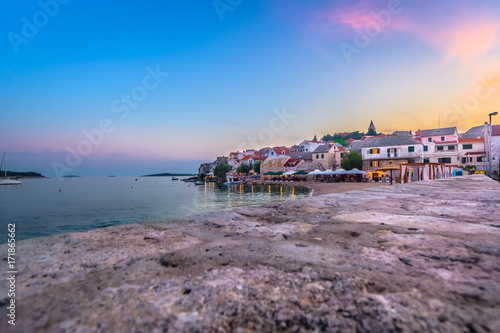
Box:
[2,175,499,332]
[249,179,391,197]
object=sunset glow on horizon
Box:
[1,0,499,177]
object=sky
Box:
[1,0,499,177]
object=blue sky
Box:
[1,0,499,177]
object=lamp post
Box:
[489,112,498,178]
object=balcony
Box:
[365,151,422,160]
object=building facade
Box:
[360,136,424,173]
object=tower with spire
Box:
[367,120,377,136]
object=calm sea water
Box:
[0,177,310,243]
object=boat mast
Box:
[0,147,7,179]
[4,148,7,179]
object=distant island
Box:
[141,173,197,177]
[4,171,45,178]
[62,175,80,178]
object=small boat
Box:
[0,149,22,185]
[0,178,22,185]
[172,177,179,180]
[183,179,196,182]
[194,181,205,185]
[223,180,243,185]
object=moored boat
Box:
[0,148,22,185]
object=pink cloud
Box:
[424,21,499,62]
[307,0,500,62]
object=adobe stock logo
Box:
[443,75,498,128]
[213,0,243,21]
[7,0,70,53]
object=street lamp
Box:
[489,112,498,178]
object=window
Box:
[441,136,445,141]
[424,158,430,163]
[387,148,397,157]
[408,159,415,163]
[316,154,319,159]
[423,146,428,152]
[369,148,379,154]
[277,162,281,167]
[462,157,466,164]
[408,146,415,152]
[437,146,444,151]
[321,154,324,159]
[448,145,455,150]
[340,153,344,158]
[370,161,379,167]
[428,138,432,142]
[463,144,472,150]
[268,162,272,167]
[477,157,483,162]
[438,158,451,163]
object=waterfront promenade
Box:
[1,175,499,332]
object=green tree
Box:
[334,138,347,146]
[341,151,363,170]
[237,164,252,175]
[321,134,334,141]
[254,161,261,174]
[214,164,232,178]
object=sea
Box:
[0,177,310,243]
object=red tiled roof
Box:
[251,156,267,161]
[284,158,299,167]
[273,147,290,155]
[337,147,346,151]
[346,138,355,142]
[458,138,484,142]
[240,155,251,161]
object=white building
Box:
[359,136,424,173]
[296,140,323,152]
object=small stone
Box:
[299,299,312,308]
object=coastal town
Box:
[199,120,500,184]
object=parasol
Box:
[376,160,400,185]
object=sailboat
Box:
[0,148,22,185]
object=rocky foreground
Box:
[1,175,500,332]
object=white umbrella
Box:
[308,169,324,175]
[332,168,347,175]
[283,171,296,176]
[346,168,367,175]
[323,169,336,175]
